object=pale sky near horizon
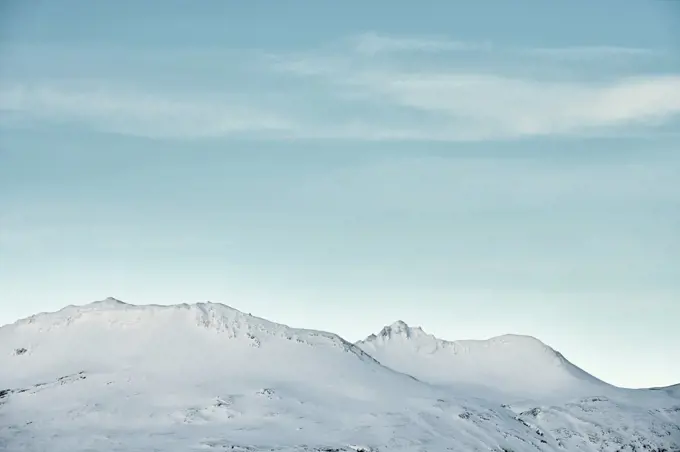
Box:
[1,1,679,389]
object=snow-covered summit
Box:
[363,320,552,351]
[90,296,129,307]
[1,299,678,452]
[10,297,348,348]
[357,321,609,399]
[1,298,393,391]
[358,320,558,357]
[5,298,388,363]
[362,320,432,342]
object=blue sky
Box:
[1,1,679,388]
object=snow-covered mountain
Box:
[356,321,608,400]
[650,383,680,399]
[1,298,678,452]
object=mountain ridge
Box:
[356,319,609,399]
[7,300,586,373]
[3,299,664,393]
[3,297,385,375]
[0,299,618,391]
[1,298,679,452]
[360,319,558,353]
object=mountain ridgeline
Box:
[1,298,678,452]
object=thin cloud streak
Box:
[271,48,680,139]
[527,46,662,58]
[4,74,680,141]
[1,33,679,141]
[349,32,663,58]
[343,72,680,136]
[350,32,489,55]
[0,83,294,139]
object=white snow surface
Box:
[355,321,608,400]
[1,298,678,452]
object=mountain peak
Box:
[371,320,430,341]
[356,325,606,397]
[389,320,409,330]
[89,297,129,308]
[361,322,555,353]
[4,298,381,367]
[15,298,244,328]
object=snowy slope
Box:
[650,383,680,399]
[1,299,678,452]
[355,321,609,400]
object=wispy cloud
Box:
[526,45,661,59]
[350,32,488,55]
[339,72,680,137]
[269,32,680,140]
[270,49,680,139]
[347,32,662,59]
[1,33,678,141]
[0,83,293,139]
